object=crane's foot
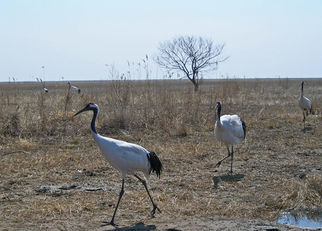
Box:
[101,220,117,227]
[151,204,161,217]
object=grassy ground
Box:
[0,78,321,230]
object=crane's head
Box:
[74,102,98,116]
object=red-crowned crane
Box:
[298,81,312,129]
[74,102,162,226]
[68,81,81,94]
[214,102,246,174]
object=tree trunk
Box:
[191,74,199,91]
[193,82,199,91]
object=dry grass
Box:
[0,78,321,230]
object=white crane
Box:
[37,78,48,93]
[74,102,162,226]
[298,81,312,129]
[68,81,81,94]
[214,102,246,174]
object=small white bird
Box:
[214,102,246,174]
[68,82,81,94]
[74,102,162,226]
[42,87,48,93]
[298,81,312,129]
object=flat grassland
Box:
[1,79,321,230]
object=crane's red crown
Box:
[89,102,95,105]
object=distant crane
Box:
[68,81,81,94]
[74,102,162,226]
[37,78,48,93]
[214,102,246,174]
[298,81,312,129]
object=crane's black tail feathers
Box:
[147,152,163,178]
[241,120,246,139]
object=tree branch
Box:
[156,36,227,90]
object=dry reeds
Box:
[0,78,321,229]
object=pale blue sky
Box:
[1,0,321,82]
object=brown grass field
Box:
[1,78,321,230]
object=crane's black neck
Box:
[217,104,221,121]
[91,108,98,134]
[301,83,304,97]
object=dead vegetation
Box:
[0,78,321,230]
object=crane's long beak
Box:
[74,106,88,117]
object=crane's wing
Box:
[299,96,312,111]
[118,141,149,155]
[221,115,245,141]
[115,140,150,169]
[304,96,312,110]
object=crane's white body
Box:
[214,114,245,145]
[298,95,312,113]
[68,82,81,93]
[298,96,312,111]
[71,85,80,92]
[91,131,151,179]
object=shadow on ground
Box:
[106,222,156,231]
[302,125,312,133]
[213,174,245,188]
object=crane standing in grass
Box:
[298,81,312,129]
[74,102,162,226]
[37,78,48,93]
[68,81,81,94]
[214,102,246,174]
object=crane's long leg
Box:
[303,111,306,129]
[102,178,124,227]
[230,145,234,174]
[134,174,161,217]
[215,146,231,168]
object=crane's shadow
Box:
[302,125,312,133]
[213,173,245,188]
[105,222,156,231]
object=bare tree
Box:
[156,36,227,91]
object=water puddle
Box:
[276,210,322,229]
